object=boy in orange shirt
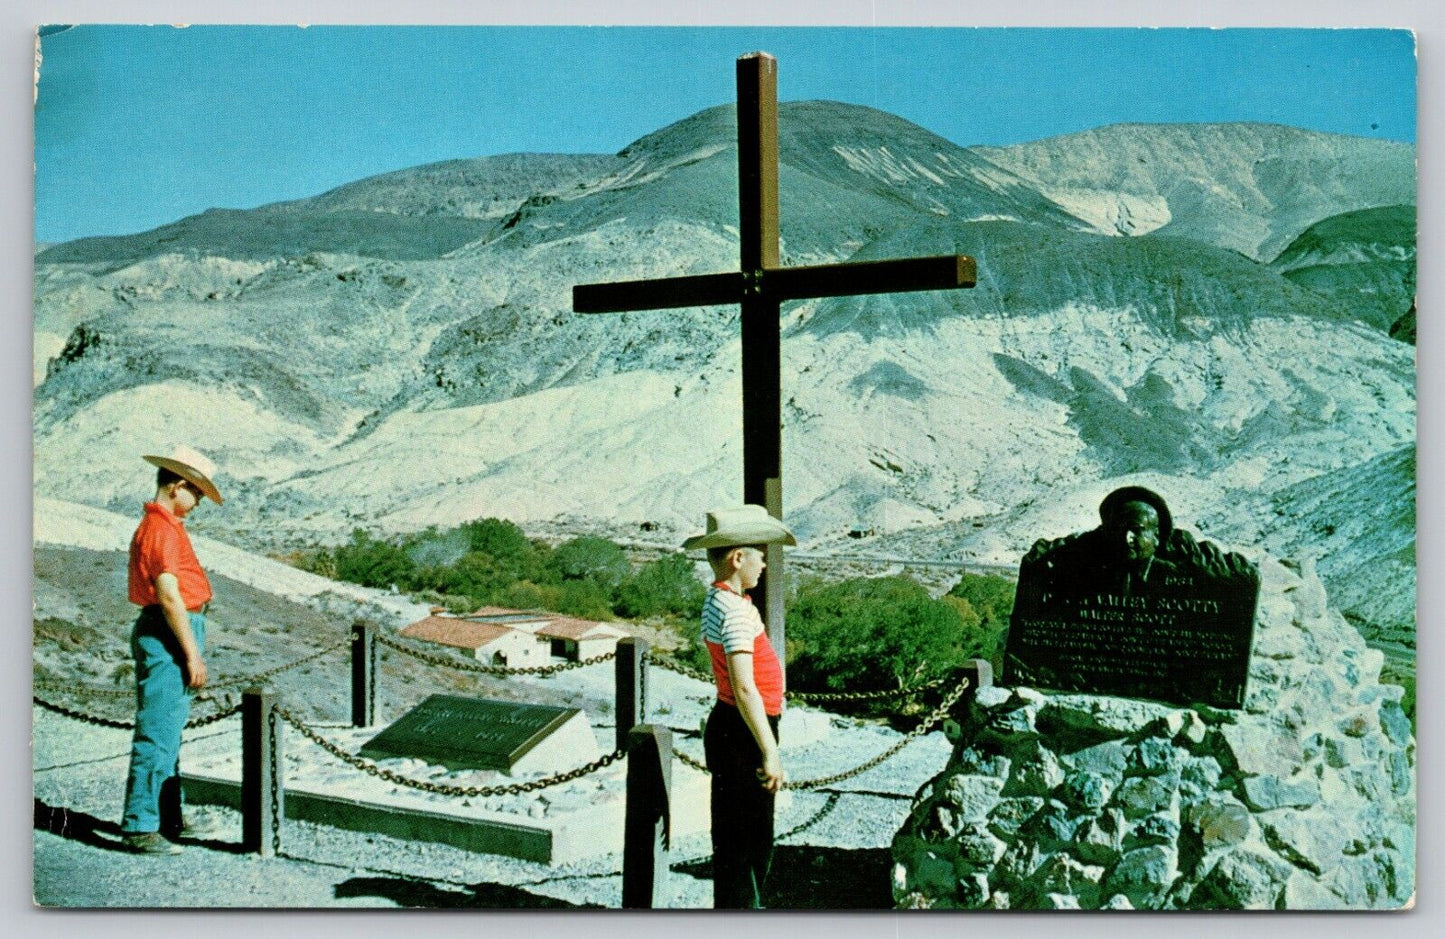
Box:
[684,505,796,908]
[119,445,223,854]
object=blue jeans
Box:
[120,608,205,834]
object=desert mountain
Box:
[33,102,1415,650]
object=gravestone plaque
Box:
[1002,487,1260,709]
[360,695,584,773]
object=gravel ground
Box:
[33,700,937,910]
[33,543,959,910]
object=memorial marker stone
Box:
[360,694,594,774]
[1002,486,1260,709]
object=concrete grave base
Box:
[180,723,711,864]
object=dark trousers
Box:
[704,701,780,909]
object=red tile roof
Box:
[400,607,631,649]
[400,615,522,650]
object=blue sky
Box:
[34,25,1416,243]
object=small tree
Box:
[787,575,966,692]
[947,572,1018,666]
[333,529,417,590]
[615,553,705,620]
[550,536,630,588]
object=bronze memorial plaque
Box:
[359,694,579,772]
[1002,487,1261,709]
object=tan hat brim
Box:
[682,525,797,550]
[143,455,224,504]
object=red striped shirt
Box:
[702,583,784,715]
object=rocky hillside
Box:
[32,104,1416,653]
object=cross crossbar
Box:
[573,255,975,313]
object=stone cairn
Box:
[892,554,1415,910]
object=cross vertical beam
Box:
[736,53,786,654]
[572,53,977,689]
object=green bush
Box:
[555,578,617,620]
[333,529,417,590]
[551,536,630,588]
[787,575,967,692]
[615,553,705,620]
[946,571,1018,667]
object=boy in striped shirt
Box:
[683,505,796,909]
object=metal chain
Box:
[642,653,948,703]
[785,675,972,790]
[274,705,625,797]
[785,675,950,703]
[674,786,844,868]
[35,638,350,702]
[675,748,709,774]
[33,678,133,697]
[268,707,281,855]
[186,701,246,728]
[645,654,712,683]
[368,636,377,717]
[32,694,242,730]
[778,790,842,841]
[207,637,352,690]
[665,674,972,790]
[374,632,617,676]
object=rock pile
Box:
[892,554,1414,909]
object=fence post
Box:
[622,724,673,909]
[351,621,375,728]
[615,637,649,752]
[241,686,282,857]
[944,659,995,745]
[963,657,994,693]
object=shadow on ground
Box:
[34,798,245,855]
[34,799,121,852]
[334,876,596,909]
[765,846,894,909]
[674,845,893,910]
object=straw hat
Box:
[143,445,224,504]
[682,505,796,550]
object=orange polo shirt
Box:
[128,502,212,610]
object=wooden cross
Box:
[574,52,976,669]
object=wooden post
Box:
[241,686,282,857]
[351,621,375,728]
[615,637,649,752]
[622,724,673,909]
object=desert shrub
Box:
[787,575,967,693]
[492,580,562,612]
[946,571,1018,667]
[615,553,705,620]
[333,529,417,590]
[555,578,616,620]
[550,536,630,588]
